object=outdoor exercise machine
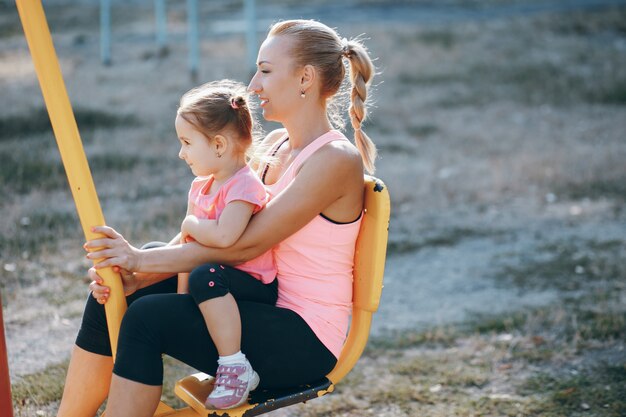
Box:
[15,0,390,416]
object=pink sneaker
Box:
[205,362,260,409]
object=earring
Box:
[216,152,222,158]
[300,90,306,99]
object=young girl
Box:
[175,80,277,409]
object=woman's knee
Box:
[188,264,229,304]
[119,295,166,347]
[114,296,171,385]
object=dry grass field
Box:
[1,0,625,416]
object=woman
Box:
[57,19,376,417]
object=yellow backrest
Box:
[326,176,390,385]
[353,176,390,312]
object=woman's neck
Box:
[282,107,333,150]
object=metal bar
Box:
[244,0,257,74]
[0,292,13,417]
[187,0,199,79]
[15,0,126,359]
[100,0,111,65]
[155,0,167,49]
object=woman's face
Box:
[248,35,303,123]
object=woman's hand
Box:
[84,226,141,271]
[89,267,110,304]
[88,266,141,304]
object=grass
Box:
[0,2,21,38]
[428,61,626,108]
[375,142,417,154]
[398,72,460,87]
[557,177,626,202]
[366,326,460,353]
[0,107,139,142]
[387,227,504,255]
[521,363,626,417]
[10,357,196,414]
[476,238,626,355]
[0,149,146,194]
[493,239,626,292]
[591,80,626,105]
[0,211,79,260]
[0,149,67,193]
[160,356,196,409]
[391,354,490,388]
[416,30,458,49]
[395,10,626,108]
[355,233,625,414]
[12,361,69,408]
[407,123,438,139]
[349,293,624,415]
[539,6,626,36]
[8,240,625,415]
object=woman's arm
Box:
[85,142,363,273]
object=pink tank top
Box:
[263,130,362,358]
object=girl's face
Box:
[175,115,219,177]
[248,35,303,122]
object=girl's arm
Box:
[86,142,363,273]
[181,201,255,248]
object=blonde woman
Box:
[58,19,377,417]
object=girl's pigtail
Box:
[230,95,246,110]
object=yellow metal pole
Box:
[15,0,126,359]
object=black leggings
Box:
[75,246,336,388]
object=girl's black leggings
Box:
[75,244,336,388]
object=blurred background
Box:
[1,0,625,415]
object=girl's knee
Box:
[188,264,229,303]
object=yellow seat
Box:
[172,176,390,417]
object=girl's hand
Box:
[84,226,141,271]
[181,215,199,243]
[88,266,141,304]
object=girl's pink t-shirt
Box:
[188,165,276,284]
[263,130,362,358]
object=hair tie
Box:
[341,38,351,58]
[230,97,239,109]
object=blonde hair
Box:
[178,80,262,160]
[269,20,377,173]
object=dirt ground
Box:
[1,0,625,416]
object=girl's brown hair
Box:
[178,79,259,155]
[269,20,377,173]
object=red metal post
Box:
[0,292,14,417]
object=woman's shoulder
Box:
[314,133,362,166]
[296,134,363,183]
